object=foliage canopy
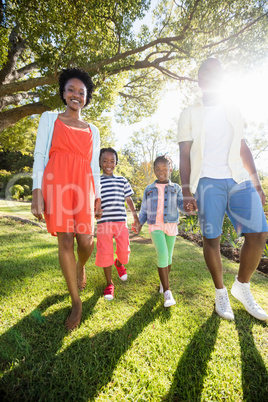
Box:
[0,0,267,141]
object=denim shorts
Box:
[195,178,268,239]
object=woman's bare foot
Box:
[77,261,87,290]
[65,299,82,331]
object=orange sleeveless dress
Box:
[42,119,95,235]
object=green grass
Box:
[0,213,267,401]
[0,199,34,220]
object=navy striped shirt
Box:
[98,174,134,224]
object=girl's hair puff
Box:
[59,67,94,107]
[153,154,173,169]
[99,147,118,167]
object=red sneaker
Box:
[114,259,127,281]
[104,284,114,300]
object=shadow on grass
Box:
[0,292,168,400]
[46,294,167,400]
[0,290,101,401]
[235,312,268,401]
[163,312,221,401]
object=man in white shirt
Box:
[178,58,268,321]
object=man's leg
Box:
[203,236,223,289]
[195,179,234,319]
[230,232,267,320]
[227,180,268,320]
[238,232,267,282]
[203,235,234,319]
[195,179,227,289]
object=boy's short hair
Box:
[198,58,223,89]
[99,147,118,166]
[198,58,222,77]
[154,154,173,169]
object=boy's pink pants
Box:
[95,221,130,268]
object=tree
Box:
[0,150,33,172]
[1,0,268,134]
[0,116,39,152]
[114,148,142,205]
[123,124,177,200]
[245,121,268,161]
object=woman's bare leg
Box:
[76,234,94,290]
[57,232,82,323]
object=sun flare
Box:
[222,66,268,123]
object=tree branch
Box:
[86,33,191,73]
[0,0,198,99]
[254,144,268,159]
[0,28,26,85]
[7,62,39,83]
[107,53,196,83]
[153,64,196,81]
[202,12,267,50]
[0,92,37,111]
[0,102,51,131]
[0,75,58,98]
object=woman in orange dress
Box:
[31,68,102,331]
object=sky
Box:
[112,65,268,174]
[111,1,268,174]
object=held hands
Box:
[31,188,45,221]
[131,217,142,235]
[182,191,198,214]
[94,198,103,219]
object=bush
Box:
[178,214,200,234]
[10,184,24,200]
[263,204,268,213]
[16,175,33,189]
[0,170,12,192]
[0,151,33,172]
[0,171,33,197]
[23,184,31,196]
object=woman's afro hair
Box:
[59,67,94,107]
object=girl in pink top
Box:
[137,155,185,307]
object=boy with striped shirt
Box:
[95,147,140,300]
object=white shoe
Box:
[215,287,234,320]
[164,290,176,307]
[159,282,163,294]
[231,276,268,321]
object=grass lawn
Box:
[0,208,267,401]
[0,199,35,221]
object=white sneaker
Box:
[164,290,176,307]
[231,276,268,321]
[215,287,234,320]
[159,282,163,294]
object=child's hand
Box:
[187,202,195,212]
[132,221,141,234]
[184,196,198,215]
[95,208,103,219]
[94,198,103,220]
